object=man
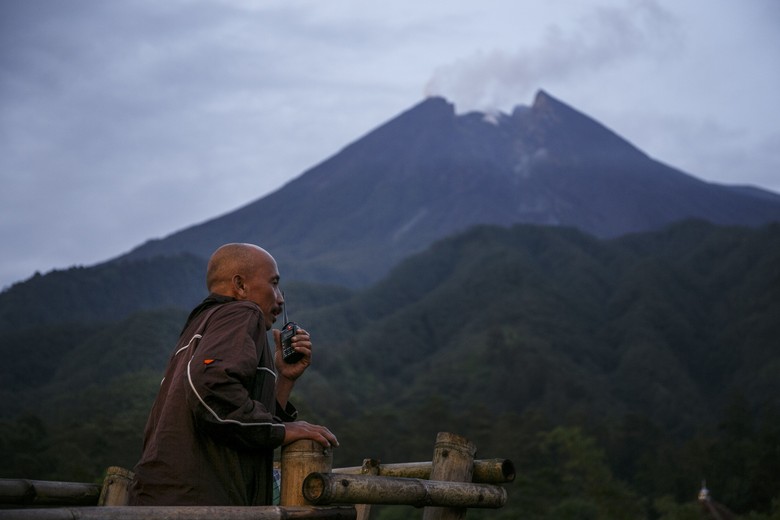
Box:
[128,243,338,506]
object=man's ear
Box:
[232,274,247,298]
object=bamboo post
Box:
[333,458,515,484]
[422,432,477,520]
[280,440,333,506]
[0,505,357,519]
[302,473,506,509]
[354,459,380,520]
[97,466,134,506]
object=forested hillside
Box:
[2,221,779,519]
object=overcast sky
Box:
[1,0,779,290]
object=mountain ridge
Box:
[115,89,780,288]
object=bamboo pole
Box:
[0,479,99,506]
[422,432,477,520]
[302,473,507,509]
[333,458,515,484]
[353,459,380,520]
[280,440,333,506]
[0,506,356,520]
[97,467,134,506]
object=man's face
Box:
[243,252,284,330]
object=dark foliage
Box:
[1,221,779,518]
[0,253,207,331]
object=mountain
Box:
[3,91,780,329]
[115,90,780,288]
[2,90,780,328]
[3,90,780,516]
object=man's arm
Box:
[272,328,339,448]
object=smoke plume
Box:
[424,0,680,113]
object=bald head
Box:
[206,243,275,295]
[206,243,284,330]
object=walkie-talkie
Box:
[280,294,303,364]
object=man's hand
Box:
[283,420,339,449]
[273,327,312,381]
[273,327,313,409]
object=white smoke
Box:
[424,0,681,113]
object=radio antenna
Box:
[282,291,288,324]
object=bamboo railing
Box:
[303,473,507,508]
[0,432,512,520]
[333,458,516,484]
[0,478,100,507]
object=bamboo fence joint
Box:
[281,439,333,506]
[423,431,478,520]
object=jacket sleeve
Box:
[185,302,287,450]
